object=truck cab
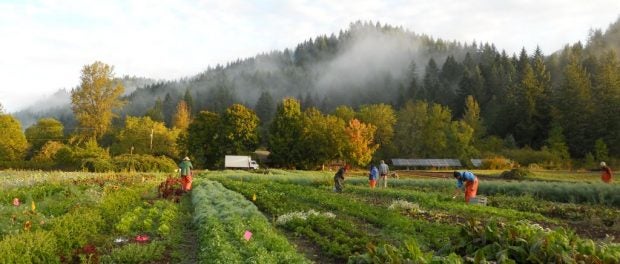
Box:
[249,160,259,170]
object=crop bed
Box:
[1,170,619,263]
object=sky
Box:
[1,0,619,112]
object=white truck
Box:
[224,155,259,170]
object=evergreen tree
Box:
[555,55,595,157]
[531,47,553,148]
[545,123,570,161]
[593,138,609,162]
[592,51,620,156]
[254,90,275,146]
[455,66,484,117]
[423,58,442,103]
[145,97,165,122]
[162,93,175,127]
[438,55,462,106]
[255,90,275,124]
[405,61,421,103]
[184,89,194,114]
[513,61,538,147]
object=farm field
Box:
[1,169,619,263]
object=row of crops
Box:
[0,172,187,263]
[1,170,619,263]
[207,170,620,263]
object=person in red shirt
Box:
[600,161,613,183]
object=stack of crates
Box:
[469,196,487,206]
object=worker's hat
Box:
[184,156,190,161]
[600,161,607,167]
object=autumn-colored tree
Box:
[332,105,356,123]
[300,108,347,169]
[25,118,64,152]
[220,104,260,156]
[462,96,485,143]
[356,104,397,161]
[173,100,191,130]
[0,114,28,161]
[32,141,64,162]
[344,119,378,167]
[111,116,179,158]
[446,120,477,161]
[71,61,124,140]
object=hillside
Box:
[11,18,620,157]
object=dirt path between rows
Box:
[177,194,199,264]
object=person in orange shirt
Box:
[600,161,613,183]
[452,171,479,203]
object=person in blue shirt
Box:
[452,171,478,203]
[368,164,379,188]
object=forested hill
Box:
[14,18,620,157]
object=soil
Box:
[176,194,199,264]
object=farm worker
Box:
[452,171,478,203]
[334,165,348,193]
[379,160,389,188]
[600,161,613,183]
[368,164,379,188]
[179,157,193,191]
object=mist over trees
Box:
[5,18,620,169]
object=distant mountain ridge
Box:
[13,18,620,131]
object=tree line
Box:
[3,20,620,170]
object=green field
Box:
[1,169,619,263]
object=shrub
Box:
[81,158,115,172]
[502,148,564,168]
[480,156,513,169]
[499,168,533,180]
[51,208,104,256]
[0,230,59,263]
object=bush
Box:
[502,148,565,169]
[51,208,104,256]
[0,230,60,263]
[82,158,115,172]
[480,156,513,169]
[112,154,177,173]
[499,168,533,180]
